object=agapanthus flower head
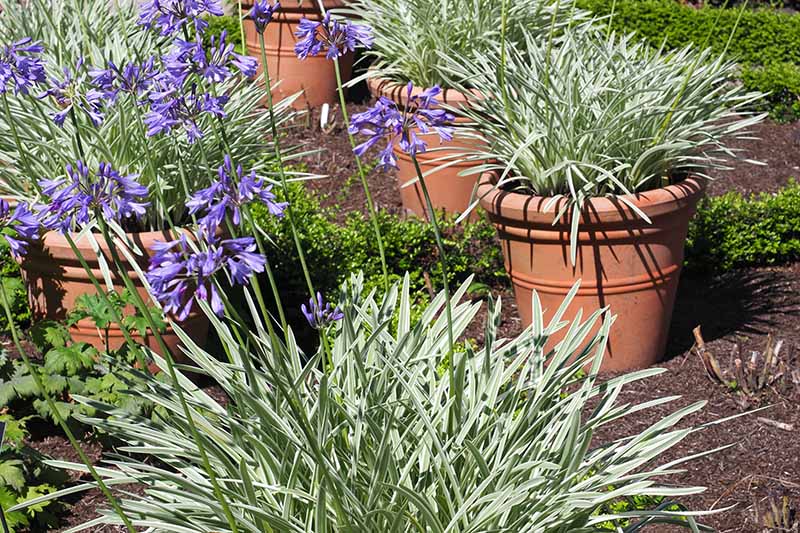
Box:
[0,199,39,257]
[186,154,287,234]
[301,292,343,330]
[164,31,257,85]
[37,161,150,232]
[0,38,46,95]
[294,12,373,61]
[40,58,105,127]
[246,0,280,35]
[90,57,158,103]
[146,232,266,320]
[138,0,224,37]
[145,79,228,143]
[349,82,454,170]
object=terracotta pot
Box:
[367,75,484,219]
[478,173,705,372]
[17,229,209,356]
[241,0,353,109]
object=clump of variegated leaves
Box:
[344,0,593,88]
[15,275,718,531]
[440,29,765,238]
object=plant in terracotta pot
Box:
[238,0,355,108]
[442,30,766,371]
[0,0,296,356]
[344,0,593,218]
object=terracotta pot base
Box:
[478,173,705,372]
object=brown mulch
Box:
[14,107,800,531]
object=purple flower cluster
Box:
[144,81,228,143]
[0,199,39,257]
[295,12,373,60]
[40,59,105,127]
[138,0,224,37]
[349,83,454,170]
[90,58,158,103]
[247,0,280,35]
[146,233,266,319]
[186,154,286,233]
[38,161,150,232]
[301,292,343,330]
[0,38,46,95]
[164,31,256,85]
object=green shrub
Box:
[686,180,800,272]
[577,0,800,65]
[203,14,245,53]
[741,62,800,121]
[250,182,507,309]
[0,240,29,333]
[577,0,800,120]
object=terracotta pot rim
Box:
[366,70,481,108]
[477,171,706,226]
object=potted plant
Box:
[446,31,765,371]
[239,0,354,108]
[347,0,592,218]
[0,0,292,354]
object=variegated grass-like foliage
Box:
[19,275,716,532]
[443,30,765,212]
[343,0,592,88]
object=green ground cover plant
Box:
[577,0,800,120]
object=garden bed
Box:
[8,105,800,532]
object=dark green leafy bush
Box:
[577,0,800,120]
[0,240,29,333]
[203,14,245,53]
[686,180,800,272]
[250,182,507,308]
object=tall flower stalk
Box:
[349,83,457,405]
[247,0,315,300]
[293,8,390,293]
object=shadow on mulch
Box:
[666,264,800,358]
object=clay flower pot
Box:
[367,75,484,219]
[17,229,209,356]
[241,0,353,109]
[478,172,705,372]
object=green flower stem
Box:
[410,154,456,406]
[257,32,316,298]
[133,103,173,228]
[68,108,86,161]
[332,58,390,294]
[0,281,138,533]
[94,218,242,533]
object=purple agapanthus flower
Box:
[39,58,105,127]
[294,12,373,60]
[164,31,257,85]
[0,199,39,257]
[146,233,266,320]
[37,161,150,232]
[246,0,280,35]
[0,38,46,96]
[186,154,287,233]
[301,292,343,330]
[144,79,228,143]
[90,57,158,103]
[349,83,454,170]
[138,0,224,37]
